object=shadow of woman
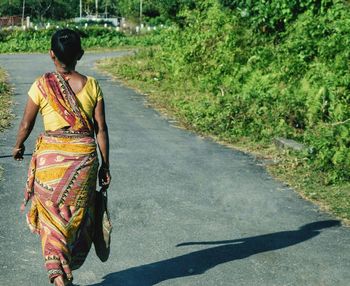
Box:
[88,220,340,286]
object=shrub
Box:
[0,26,162,53]
[114,0,350,183]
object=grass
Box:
[0,68,13,132]
[97,53,350,225]
[0,67,13,181]
[85,46,136,53]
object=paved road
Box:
[0,52,349,286]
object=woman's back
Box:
[28,73,103,131]
[66,72,87,95]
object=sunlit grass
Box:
[0,68,13,132]
[97,54,350,224]
[0,68,13,181]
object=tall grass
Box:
[103,0,350,184]
[98,0,350,220]
[0,68,12,132]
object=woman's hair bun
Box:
[51,29,83,67]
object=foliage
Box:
[0,69,13,132]
[0,0,80,20]
[0,0,197,25]
[114,0,195,23]
[221,0,337,33]
[153,0,196,19]
[0,0,21,16]
[100,0,350,184]
[0,0,127,20]
[115,0,157,20]
[0,0,194,23]
[0,26,163,53]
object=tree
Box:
[114,0,195,22]
[154,0,195,19]
[0,0,195,22]
[0,0,22,16]
[0,0,80,20]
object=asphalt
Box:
[0,52,349,286]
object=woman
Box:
[12,29,111,286]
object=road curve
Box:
[0,52,349,286]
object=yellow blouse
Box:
[28,76,103,131]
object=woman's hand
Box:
[13,145,25,161]
[98,166,111,189]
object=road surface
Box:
[0,52,349,286]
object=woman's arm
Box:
[93,98,111,188]
[13,98,39,160]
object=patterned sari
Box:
[23,72,98,283]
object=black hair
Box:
[51,29,83,67]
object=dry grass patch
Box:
[0,68,13,132]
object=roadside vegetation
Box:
[97,0,350,221]
[0,68,13,181]
[0,68,12,132]
[0,26,164,53]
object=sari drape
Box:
[23,72,98,282]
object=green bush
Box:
[0,26,163,53]
[221,0,336,33]
[0,69,12,132]
[112,0,350,183]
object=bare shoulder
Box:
[67,71,87,94]
[74,71,88,84]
